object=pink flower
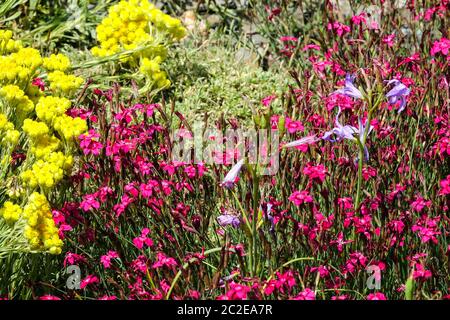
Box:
[382,33,396,47]
[292,288,315,300]
[411,216,441,244]
[133,228,154,250]
[79,129,103,156]
[64,252,86,267]
[412,262,432,280]
[58,224,72,239]
[310,265,330,278]
[303,163,328,183]
[410,196,432,212]
[80,275,99,289]
[222,282,251,300]
[80,193,100,212]
[327,21,350,37]
[330,232,353,252]
[367,293,387,300]
[32,78,45,91]
[39,295,61,300]
[285,117,304,134]
[261,95,276,107]
[439,175,450,195]
[98,295,118,300]
[351,13,367,25]
[184,165,197,179]
[152,252,178,269]
[302,44,321,51]
[289,190,313,206]
[100,251,119,269]
[431,37,450,56]
[280,36,298,42]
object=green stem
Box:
[165,247,235,300]
[251,167,260,276]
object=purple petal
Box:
[284,135,318,148]
[217,215,240,228]
[221,159,245,188]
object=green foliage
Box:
[167,30,291,124]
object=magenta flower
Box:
[431,37,450,56]
[382,33,396,47]
[439,175,450,195]
[289,190,313,206]
[79,129,103,156]
[221,282,251,300]
[221,158,245,189]
[98,295,118,300]
[292,288,315,300]
[80,194,100,212]
[261,95,276,107]
[330,232,353,252]
[412,262,432,280]
[32,78,46,91]
[367,293,387,300]
[333,74,363,99]
[285,117,304,134]
[152,252,178,269]
[327,21,350,37]
[39,295,61,300]
[303,163,328,183]
[80,275,99,289]
[100,251,119,269]
[385,79,411,113]
[133,228,154,249]
[64,252,86,267]
[410,196,432,212]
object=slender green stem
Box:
[251,167,260,276]
[165,247,235,299]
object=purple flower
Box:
[385,79,411,113]
[264,203,275,234]
[322,108,358,142]
[217,214,240,228]
[221,158,245,188]
[333,74,363,99]
[284,135,319,148]
[322,109,374,161]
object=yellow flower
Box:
[22,119,49,140]
[42,53,71,72]
[53,115,87,142]
[35,96,71,124]
[47,71,84,95]
[0,201,22,223]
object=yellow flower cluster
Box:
[0,30,21,55]
[36,96,71,124]
[91,0,186,90]
[53,114,88,141]
[47,71,84,96]
[0,29,85,255]
[43,53,71,72]
[0,85,35,116]
[0,201,22,224]
[22,118,49,139]
[11,47,43,72]
[21,152,72,189]
[23,192,63,254]
[0,113,20,147]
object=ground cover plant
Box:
[0,0,449,300]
